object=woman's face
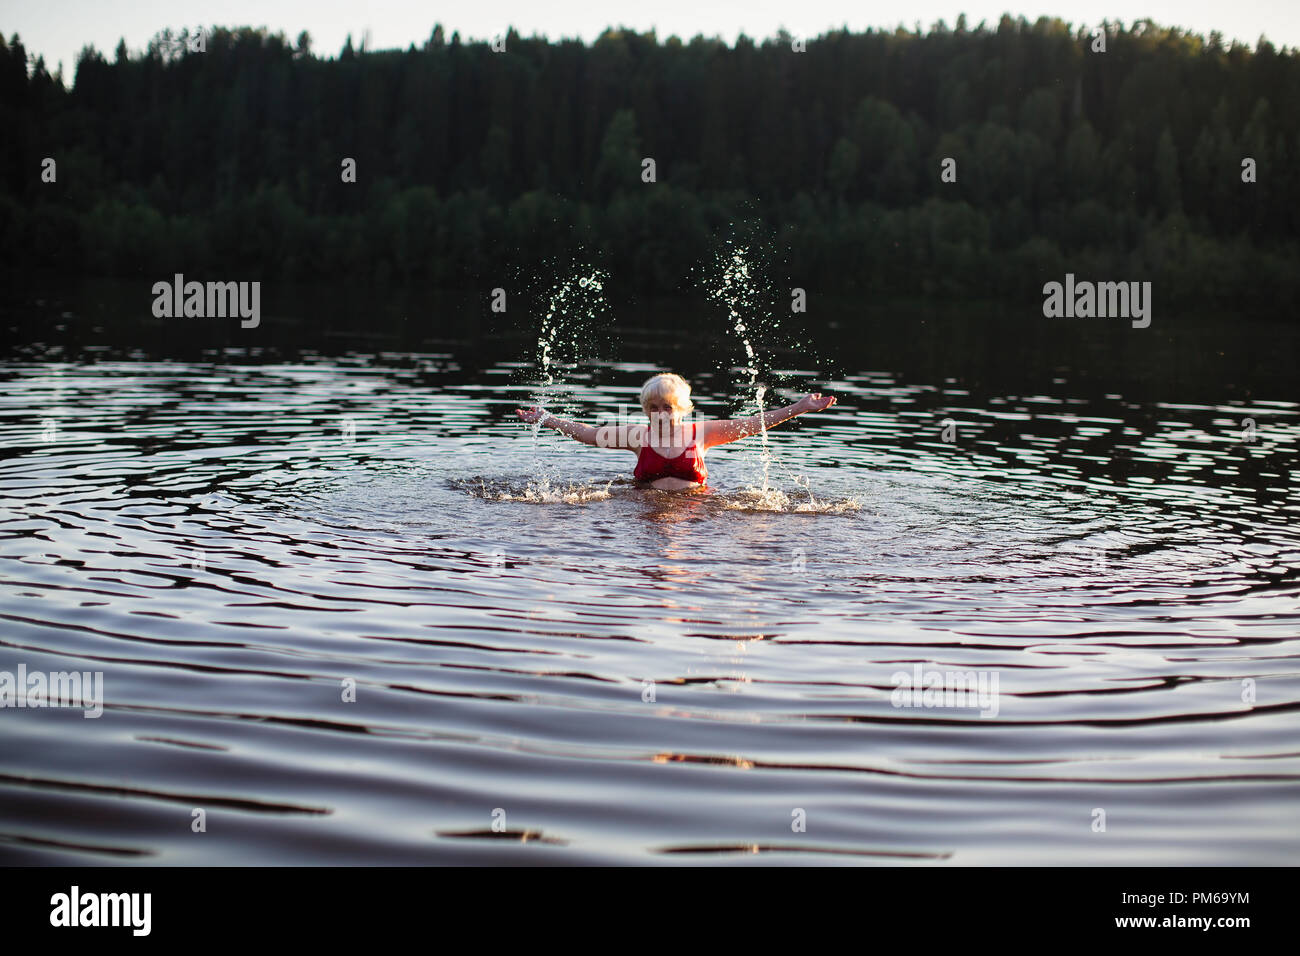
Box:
[644,398,684,438]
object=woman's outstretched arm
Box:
[698,392,837,449]
[515,407,641,449]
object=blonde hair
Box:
[640,372,694,415]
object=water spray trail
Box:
[707,243,774,494]
[754,383,771,493]
[525,267,609,487]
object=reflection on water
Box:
[0,351,1298,864]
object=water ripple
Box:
[1,359,1297,863]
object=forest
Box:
[1,16,1297,309]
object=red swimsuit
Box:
[634,424,708,484]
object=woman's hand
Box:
[516,406,549,424]
[796,392,837,413]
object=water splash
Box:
[535,270,607,392]
[752,383,772,493]
[454,476,857,512]
[522,266,611,462]
[699,240,841,502]
[704,241,778,493]
[790,471,817,508]
[454,476,615,504]
[719,485,861,512]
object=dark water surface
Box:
[1,296,1298,864]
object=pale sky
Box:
[5,0,1296,82]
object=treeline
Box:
[1,18,1297,307]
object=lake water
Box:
[1,288,1298,864]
